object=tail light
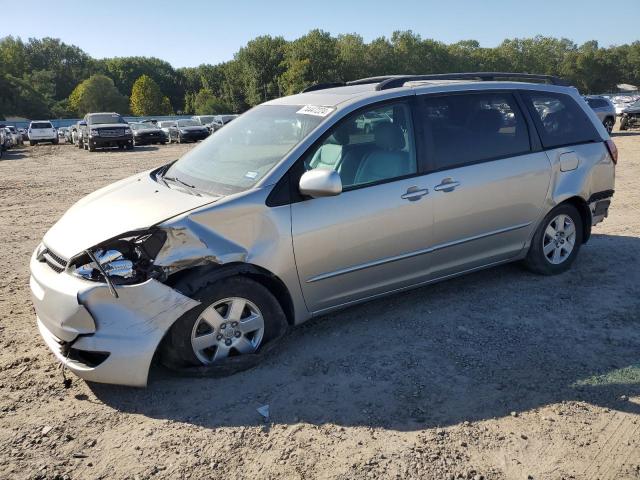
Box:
[605,139,618,164]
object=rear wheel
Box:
[524,204,583,275]
[603,117,615,134]
[88,143,95,152]
[29,141,35,146]
[162,276,287,368]
[620,117,629,131]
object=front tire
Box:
[524,204,583,275]
[163,276,287,368]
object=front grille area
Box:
[99,128,124,137]
[41,248,68,273]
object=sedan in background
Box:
[173,119,209,143]
[131,122,168,146]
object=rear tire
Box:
[88,143,95,152]
[162,276,287,369]
[524,204,583,275]
[29,141,35,146]
[620,117,628,131]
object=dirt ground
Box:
[0,132,639,480]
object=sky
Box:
[2,0,638,68]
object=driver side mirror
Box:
[299,169,342,198]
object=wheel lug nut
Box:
[216,334,223,341]
[231,321,238,327]
[235,331,241,338]
[220,323,226,330]
[225,339,232,346]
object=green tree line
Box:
[1,31,639,119]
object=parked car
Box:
[611,95,639,115]
[620,99,640,130]
[192,115,217,127]
[28,121,58,145]
[72,121,86,146]
[130,122,168,146]
[57,127,68,140]
[19,128,28,141]
[584,96,616,133]
[172,119,210,143]
[64,127,74,143]
[3,127,14,149]
[30,72,616,386]
[80,112,133,151]
[206,114,239,132]
[158,121,178,142]
[5,126,24,146]
[0,128,5,158]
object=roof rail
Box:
[300,72,570,94]
[301,82,346,93]
[371,72,570,91]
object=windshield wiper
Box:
[160,174,203,196]
[162,175,196,189]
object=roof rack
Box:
[301,82,346,93]
[301,72,569,93]
[372,72,570,90]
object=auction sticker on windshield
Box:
[296,105,334,117]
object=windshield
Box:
[131,123,155,130]
[177,119,200,127]
[88,114,126,125]
[164,105,326,196]
[195,116,216,124]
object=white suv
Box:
[28,121,58,145]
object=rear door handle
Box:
[401,186,429,201]
[434,178,461,192]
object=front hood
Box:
[43,171,219,259]
[93,123,128,129]
[623,106,640,114]
[135,129,163,135]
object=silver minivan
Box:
[30,73,617,386]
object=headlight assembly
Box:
[90,129,100,137]
[71,229,167,286]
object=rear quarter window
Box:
[523,91,600,149]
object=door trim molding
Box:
[305,222,531,283]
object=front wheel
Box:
[524,204,583,275]
[162,276,287,368]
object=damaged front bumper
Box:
[30,249,199,387]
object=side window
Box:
[418,93,531,171]
[303,102,417,188]
[523,91,600,149]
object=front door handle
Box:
[401,186,429,201]
[434,178,461,192]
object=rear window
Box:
[31,122,52,129]
[418,92,531,170]
[523,91,600,149]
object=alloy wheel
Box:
[190,297,265,364]
[542,214,576,265]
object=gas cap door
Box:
[559,151,579,172]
